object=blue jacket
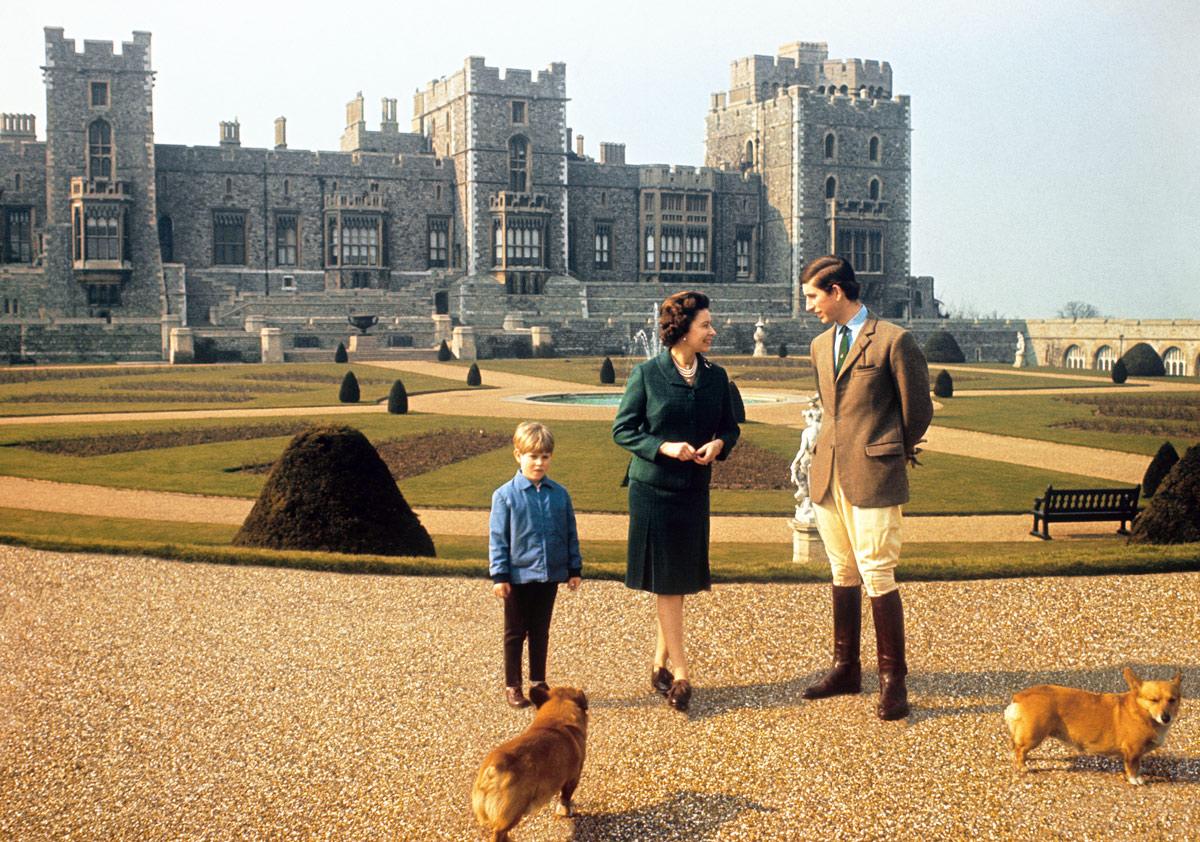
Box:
[489,472,582,584]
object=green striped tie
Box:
[835,326,851,375]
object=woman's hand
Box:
[692,439,724,465]
[658,441,696,461]
[492,582,511,600]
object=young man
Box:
[800,256,933,720]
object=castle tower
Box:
[705,42,910,316]
[42,28,163,317]
[413,57,568,293]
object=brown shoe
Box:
[505,686,531,709]
[651,667,674,696]
[666,679,692,712]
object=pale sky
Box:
[3,0,1197,319]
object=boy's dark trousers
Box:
[503,581,560,687]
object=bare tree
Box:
[1057,301,1102,319]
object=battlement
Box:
[154,143,453,179]
[1,114,37,139]
[821,58,892,97]
[639,165,718,190]
[719,41,896,105]
[43,28,152,73]
[464,56,566,97]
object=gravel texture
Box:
[1,546,1197,841]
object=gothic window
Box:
[511,101,527,125]
[213,211,246,265]
[661,194,683,213]
[594,222,611,269]
[685,230,707,272]
[82,205,122,261]
[825,176,836,199]
[86,284,121,308]
[643,193,655,212]
[868,231,882,272]
[735,227,753,277]
[158,215,173,262]
[824,132,836,160]
[2,207,33,264]
[508,136,529,192]
[686,195,708,214]
[869,136,880,162]
[326,214,383,267]
[1093,345,1115,372]
[428,216,449,267]
[1063,345,1086,370]
[660,228,683,271]
[644,226,655,269]
[90,81,109,107]
[869,178,881,200]
[224,177,233,195]
[1163,347,1186,376]
[87,120,113,181]
[275,214,298,266]
[835,228,882,273]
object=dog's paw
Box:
[1127,775,1146,786]
[555,801,575,818]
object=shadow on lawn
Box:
[570,791,773,841]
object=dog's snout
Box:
[1161,712,1172,724]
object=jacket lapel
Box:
[835,314,877,382]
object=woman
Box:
[612,291,740,712]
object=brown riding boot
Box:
[802,585,862,699]
[871,588,910,721]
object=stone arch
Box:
[825,175,837,199]
[1163,346,1186,376]
[869,135,880,162]
[1063,344,1086,369]
[869,178,881,200]
[1093,344,1115,371]
[824,132,836,159]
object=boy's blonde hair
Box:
[512,421,555,455]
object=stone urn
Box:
[348,314,378,335]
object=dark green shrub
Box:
[729,380,746,424]
[334,342,348,363]
[599,356,616,384]
[437,340,452,362]
[1111,359,1128,384]
[1129,444,1200,544]
[1142,441,1179,497]
[923,330,965,363]
[778,343,788,358]
[1120,343,1165,377]
[387,379,408,415]
[233,425,436,556]
[466,363,482,386]
[933,369,953,398]
[339,371,360,403]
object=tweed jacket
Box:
[808,312,933,508]
[612,351,740,491]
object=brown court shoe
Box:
[651,667,674,696]
[505,686,531,709]
[666,679,692,712]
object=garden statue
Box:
[1013,331,1027,368]
[753,317,767,357]
[789,397,823,524]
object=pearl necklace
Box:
[673,356,698,380]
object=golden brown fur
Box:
[471,685,588,841]
[1005,668,1182,785]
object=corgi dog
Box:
[471,685,588,841]
[1005,667,1182,785]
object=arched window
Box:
[817,85,826,94]
[87,119,113,180]
[869,136,880,162]
[1093,345,1115,372]
[839,85,848,95]
[1063,345,1086,370]
[824,132,836,160]
[869,178,881,200]
[825,176,836,199]
[744,139,755,168]
[508,136,529,193]
[1163,347,1185,376]
[225,177,232,195]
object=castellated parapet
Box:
[43,27,152,73]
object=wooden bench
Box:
[1029,485,1141,540]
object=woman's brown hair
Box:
[658,290,711,347]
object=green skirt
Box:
[625,480,711,595]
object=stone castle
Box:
[0,28,943,362]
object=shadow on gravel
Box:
[570,791,773,841]
[589,675,819,720]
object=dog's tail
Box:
[1003,701,1022,734]
[471,763,516,828]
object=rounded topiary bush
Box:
[466,363,482,386]
[923,330,966,363]
[437,340,452,362]
[1112,359,1128,384]
[233,425,436,556]
[334,342,348,363]
[339,371,360,403]
[1120,343,1165,377]
[729,380,746,424]
[1142,441,1179,497]
[934,369,954,398]
[599,356,615,384]
[778,343,789,359]
[1129,444,1200,544]
[387,379,408,415]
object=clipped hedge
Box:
[1120,343,1165,377]
[387,379,408,415]
[1142,441,1179,497]
[339,371,360,403]
[934,369,954,398]
[923,330,965,363]
[599,356,616,384]
[334,342,348,363]
[466,363,482,386]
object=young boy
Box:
[489,421,582,708]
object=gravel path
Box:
[1,546,1196,840]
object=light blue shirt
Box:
[489,471,582,585]
[836,305,869,363]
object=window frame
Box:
[212,210,247,266]
[593,221,612,269]
[274,213,299,267]
[2,206,34,264]
[90,80,110,108]
[87,119,114,181]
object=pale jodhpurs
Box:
[812,455,903,597]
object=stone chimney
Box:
[219,120,241,147]
[274,117,287,150]
[599,142,625,165]
[575,134,585,158]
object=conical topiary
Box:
[1142,441,1179,497]
[335,342,348,363]
[339,371,360,403]
[934,369,954,398]
[1112,359,1128,384]
[1120,343,1165,377]
[233,425,436,556]
[778,343,788,359]
[729,380,746,424]
[387,379,409,415]
[599,356,616,384]
[466,363,482,386]
[437,340,452,362]
[1129,444,1200,544]
[923,330,965,363]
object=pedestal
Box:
[530,325,553,356]
[347,334,378,354]
[432,314,452,347]
[169,327,194,364]
[260,327,283,364]
[791,520,827,565]
[452,325,477,360]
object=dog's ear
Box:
[575,690,589,712]
[529,684,551,708]
[1123,667,1141,691]
[1171,670,1183,688]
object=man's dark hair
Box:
[800,255,860,301]
[659,290,711,347]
